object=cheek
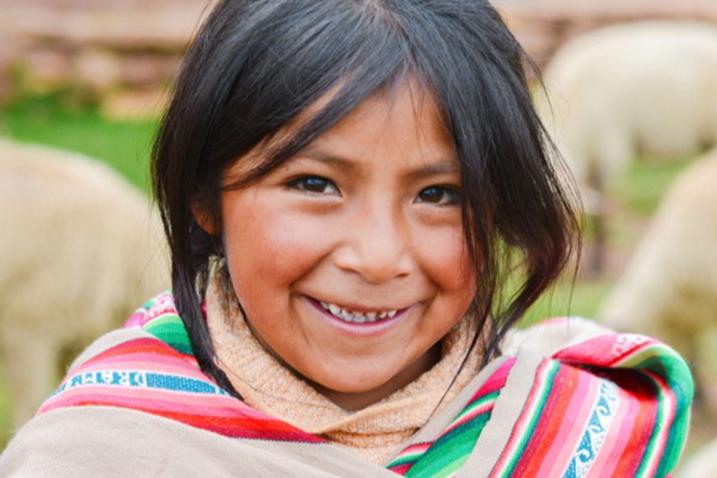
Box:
[407,220,476,353]
[221,194,334,297]
[416,224,476,306]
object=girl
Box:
[1,1,692,476]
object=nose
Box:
[333,200,413,284]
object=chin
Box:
[311,368,396,395]
[324,379,386,394]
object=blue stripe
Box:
[51,370,229,396]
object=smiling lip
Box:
[305,296,410,336]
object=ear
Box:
[191,201,219,236]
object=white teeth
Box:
[317,300,399,324]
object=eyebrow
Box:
[297,146,460,179]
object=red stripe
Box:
[468,358,515,402]
[510,365,579,477]
[46,333,327,444]
[89,338,186,361]
[553,334,656,369]
[59,398,325,443]
[607,370,659,476]
[388,463,412,474]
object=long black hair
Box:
[153,0,580,396]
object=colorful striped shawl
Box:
[11,292,693,477]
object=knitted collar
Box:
[206,279,483,463]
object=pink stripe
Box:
[640,370,677,477]
[94,394,240,418]
[84,345,177,360]
[399,442,431,457]
[610,343,654,367]
[40,387,266,419]
[124,308,177,328]
[87,351,189,366]
[586,386,635,478]
[74,356,209,379]
[443,401,495,435]
[44,393,200,417]
[100,392,248,417]
[536,372,597,476]
[554,334,657,369]
[471,358,515,398]
[406,442,431,453]
[124,311,147,328]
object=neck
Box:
[310,343,442,411]
[242,308,446,411]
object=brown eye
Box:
[416,186,461,206]
[288,176,339,195]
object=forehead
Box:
[228,79,457,180]
[317,81,453,157]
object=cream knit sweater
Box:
[206,284,483,464]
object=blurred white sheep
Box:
[599,151,717,418]
[0,139,169,431]
[540,21,717,190]
[679,436,717,478]
[536,21,717,272]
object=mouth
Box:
[304,296,411,332]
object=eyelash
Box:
[286,176,340,196]
[415,186,462,206]
[286,176,461,206]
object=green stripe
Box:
[656,372,692,477]
[451,391,498,424]
[617,343,693,478]
[388,449,424,467]
[637,351,694,478]
[406,411,491,477]
[387,392,499,470]
[143,314,193,355]
[499,361,560,478]
[635,373,666,478]
[615,344,671,369]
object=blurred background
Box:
[1,0,716,473]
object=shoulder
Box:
[495,317,693,478]
[55,291,192,375]
[122,290,194,354]
[3,291,321,456]
[0,406,223,477]
[0,406,328,478]
[57,291,196,380]
[36,291,234,418]
[500,316,610,357]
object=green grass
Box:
[612,156,694,217]
[521,278,614,327]
[0,93,158,193]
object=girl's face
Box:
[218,83,476,409]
